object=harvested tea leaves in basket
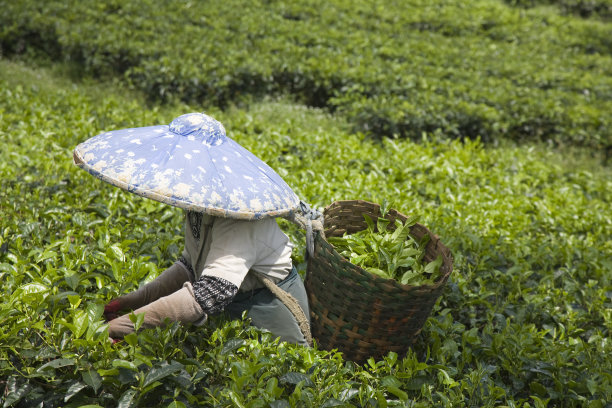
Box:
[327,215,443,285]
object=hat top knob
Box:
[169,113,226,145]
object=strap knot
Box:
[284,201,325,259]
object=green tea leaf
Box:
[390,221,410,243]
[381,375,402,388]
[112,360,139,371]
[386,385,408,401]
[269,401,290,408]
[376,217,390,233]
[37,358,75,372]
[399,247,419,259]
[279,372,314,387]
[405,376,432,390]
[19,282,49,296]
[64,381,86,402]
[67,294,81,309]
[350,253,371,266]
[400,271,419,285]
[327,237,347,248]
[424,255,443,279]
[82,369,102,393]
[338,388,359,402]
[2,383,31,408]
[108,244,125,262]
[364,267,390,279]
[403,215,418,228]
[166,402,187,408]
[128,312,145,331]
[117,389,137,408]
[65,273,81,291]
[73,309,89,338]
[363,214,375,231]
[221,338,246,355]
[86,302,104,323]
[143,361,184,388]
[124,333,139,347]
[321,398,344,407]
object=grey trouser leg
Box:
[225,268,311,346]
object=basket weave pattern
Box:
[305,200,453,363]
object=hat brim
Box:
[73,124,300,220]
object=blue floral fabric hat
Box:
[73,112,301,220]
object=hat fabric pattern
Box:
[73,113,300,220]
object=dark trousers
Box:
[225,268,310,346]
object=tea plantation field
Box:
[1,0,611,407]
[2,0,612,153]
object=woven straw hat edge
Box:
[73,149,298,220]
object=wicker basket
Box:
[305,200,453,363]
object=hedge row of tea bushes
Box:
[505,0,612,19]
[1,0,611,153]
[1,60,610,407]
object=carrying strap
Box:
[255,273,313,347]
[284,201,325,261]
[259,200,323,346]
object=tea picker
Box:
[73,113,322,346]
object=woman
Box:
[74,113,312,346]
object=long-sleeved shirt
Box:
[181,211,294,292]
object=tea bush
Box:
[1,59,610,407]
[504,0,612,20]
[1,0,610,153]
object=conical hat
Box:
[73,112,300,219]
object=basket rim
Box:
[317,200,453,292]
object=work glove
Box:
[104,261,194,321]
[108,282,206,339]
